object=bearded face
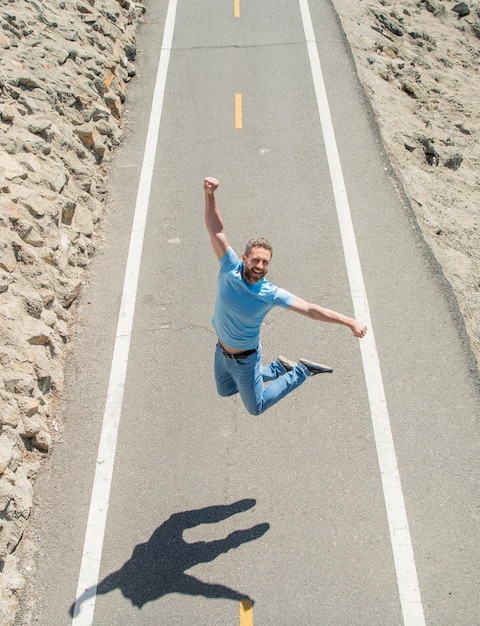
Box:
[242,247,271,284]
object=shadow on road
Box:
[70,498,269,616]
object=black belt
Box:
[220,346,257,360]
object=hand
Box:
[351,320,367,338]
[204,177,219,195]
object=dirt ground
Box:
[333,0,480,371]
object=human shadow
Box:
[71,498,269,616]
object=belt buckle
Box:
[223,349,233,359]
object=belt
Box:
[220,346,257,360]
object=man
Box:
[204,176,367,416]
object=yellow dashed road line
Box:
[239,599,253,625]
[234,93,243,128]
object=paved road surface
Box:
[23,1,480,625]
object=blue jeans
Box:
[214,343,310,415]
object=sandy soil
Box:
[333,0,480,371]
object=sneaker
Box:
[299,358,333,375]
[278,355,333,375]
[278,355,296,371]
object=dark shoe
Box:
[278,355,333,375]
[299,358,333,375]
[278,355,296,371]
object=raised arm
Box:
[204,177,230,259]
[288,297,367,338]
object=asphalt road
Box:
[23,1,480,625]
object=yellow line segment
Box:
[239,599,253,625]
[234,0,240,18]
[234,93,243,129]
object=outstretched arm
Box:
[204,177,229,259]
[288,297,367,338]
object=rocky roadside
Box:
[0,0,145,622]
[333,0,480,367]
[0,0,479,624]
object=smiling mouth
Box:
[244,269,264,283]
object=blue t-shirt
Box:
[212,248,296,350]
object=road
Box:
[23,1,480,625]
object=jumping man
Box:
[204,176,367,416]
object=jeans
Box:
[214,343,310,416]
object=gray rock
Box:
[23,317,52,345]
[0,235,18,273]
[0,2,146,614]
[1,105,16,121]
[417,135,441,166]
[424,0,445,16]
[26,118,53,135]
[452,2,470,18]
[371,8,404,37]
[0,269,13,293]
[0,153,27,181]
[3,372,35,396]
[33,428,52,452]
[471,22,480,39]
[444,152,464,170]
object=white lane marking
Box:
[298,1,426,624]
[71,1,178,624]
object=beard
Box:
[243,265,267,284]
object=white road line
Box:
[298,1,426,624]
[71,1,178,624]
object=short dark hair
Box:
[244,237,273,257]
